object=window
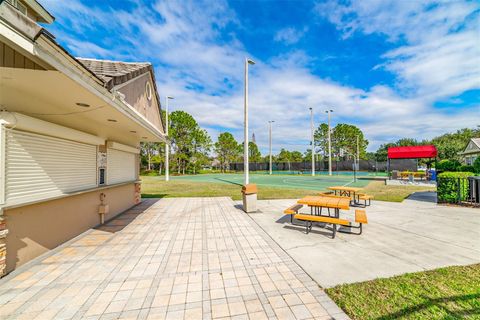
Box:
[145,82,152,101]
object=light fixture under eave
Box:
[141,136,148,139]
[130,131,137,133]
[107,119,117,122]
[76,102,90,107]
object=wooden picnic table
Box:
[328,186,363,200]
[297,195,350,218]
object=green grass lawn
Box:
[326,264,480,320]
[362,180,436,202]
[141,176,318,200]
[141,175,435,202]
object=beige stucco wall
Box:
[3,183,136,273]
[117,73,163,132]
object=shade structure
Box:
[388,145,437,159]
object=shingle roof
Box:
[76,58,152,90]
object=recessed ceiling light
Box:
[130,130,137,133]
[107,119,117,122]
[76,102,90,107]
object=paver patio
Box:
[0,197,348,320]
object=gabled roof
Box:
[76,58,152,90]
[388,145,437,159]
[460,138,480,155]
[77,57,165,133]
[472,138,480,149]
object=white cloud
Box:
[274,27,308,45]
[42,0,480,154]
[315,0,480,101]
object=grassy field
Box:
[141,177,318,200]
[362,180,436,202]
[326,264,480,320]
[141,176,435,202]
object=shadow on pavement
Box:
[95,199,159,233]
[406,191,437,203]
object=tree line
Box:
[372,127,480,162]
[140,109,479,174]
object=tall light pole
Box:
[356,135,360,172]
[165,96,174,181]
[268,120,274,175]
[244,58,255,185]
[325,109,334,176]
[309,107,315,176]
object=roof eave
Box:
[24,0,55,24]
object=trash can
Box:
[391,170,399,179]
[428,169,437,181]
[242,184,258,213]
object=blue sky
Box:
[42,0,480,153]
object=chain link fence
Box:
[229,159,416,172]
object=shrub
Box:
[437,171,474,203]
[459,165,475,172]
[474,157,480,174]
[140,170,160,176]
[436,159,461,171]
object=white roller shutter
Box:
[107,148,136,185]
[5,130,97,205]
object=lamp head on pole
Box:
[167,96,174,100]
[247,58,255,65]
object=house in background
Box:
[0,0,165,275]
[460,138,480,166]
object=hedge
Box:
[436,159,461,171]
[437,172,474,203]
[474,157,480,174]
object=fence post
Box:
[457,178,461,203]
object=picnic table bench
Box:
[294,209,368,238]
[328,186,362,198]
[283,196,368,238]
[297,195,350,218]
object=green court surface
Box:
[170,173,370,191]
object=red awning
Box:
[388,145,437,159]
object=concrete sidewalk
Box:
[248,194,480,288]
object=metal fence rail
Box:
[437,176,480,206]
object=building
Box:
[460,138,480,166]
[0,0,165,275]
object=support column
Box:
[0,216,8,276]
[134,182,141,205]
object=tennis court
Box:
[171,173,370,191]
